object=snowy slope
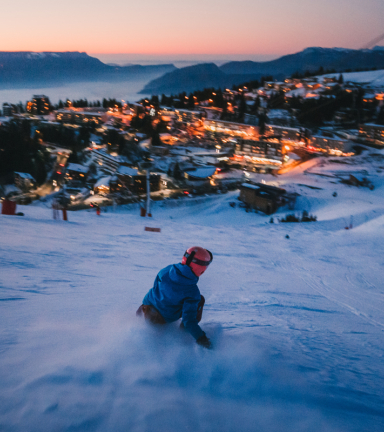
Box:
[320,69,384,85]
[1,151,384,432]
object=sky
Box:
[0,0,383,64]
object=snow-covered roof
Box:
[117,166,138,176]
[185,166,216,179]
[4,184,21,195]
[241,183,260,190]
[15,172,35,180]
[94,176,111,188]
[67,163,88,174]
[267,125,301,132]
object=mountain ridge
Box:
[0,51,177,88]
[141,46,384,94]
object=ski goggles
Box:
[184,250,213,267]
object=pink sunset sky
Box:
[0,0,383,62]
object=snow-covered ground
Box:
[320,69,384,86]
[1,150,384,432]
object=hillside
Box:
[320,68,384,85]
[139,62,269,94]
[141,46,384,95]
[220,46,384,75]
[0,52,176,88]
[1,150,384,431]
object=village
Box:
[1,71,384,217]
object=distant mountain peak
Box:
[300,47,354,55]
[143,45,384,95]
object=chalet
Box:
[239,182,294,215]
[264,81,275,90]
[116,165,139,185]
[14,172,36,191]
[66,163,89,181]
[183,166,216,187]
[94,176,111,195]
[130,174,161,195]
[110,165,161,195]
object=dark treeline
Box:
[54,98,123,110]
[0,120,50,184]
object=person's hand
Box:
[196,334,212,349]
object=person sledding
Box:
[137,246,213,349]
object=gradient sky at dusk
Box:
[0,0,383,59]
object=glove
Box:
[196,334,212,349]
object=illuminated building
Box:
[175,109,203,127]
[14,172,35,191]
[239,182,295,215]
[91,149,124,174]
[204,119,257,139]
[308,135,352,155]
[55,109,105,125]
[233,139,284,172]
[265,125,302,144]
[65,163,89,181]
[358,124,384,147]
[27,95,51,115]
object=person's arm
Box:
[182,297,211,349]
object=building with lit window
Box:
[233,139,284,172]
[14,172,36,191]
[204,119,258,139]
[55,109,105,126]
[65,163,89,181]
[26,95,51,115]
[358,123,384,147]
[308,135,352,155]
[265,125,302,144]
[175,109,203,126]
[91,149,123,174]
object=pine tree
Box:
[376,106,384,125]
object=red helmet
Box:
[181,246,213,277]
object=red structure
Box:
[1,200,17,215]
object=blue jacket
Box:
[143,263,205,340]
